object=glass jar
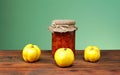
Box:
[49,20,77,56]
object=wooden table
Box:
[0,50,120,75]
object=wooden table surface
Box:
[0,50,120,75]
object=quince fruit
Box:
[54,48,74,67]
[84,46,100,62]
[22,44,41,62]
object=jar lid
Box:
[52,20,75,25]
[49,20,77,33]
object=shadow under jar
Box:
[49,20,77,56]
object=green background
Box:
[0,0,120,50]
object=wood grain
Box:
[0,50,120,75]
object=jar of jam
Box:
[49,20,77,56]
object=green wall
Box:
[0,0,120,50]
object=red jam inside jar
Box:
[52,31,75,56]
[49,20,77,56]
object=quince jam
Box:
[52,31,75,56]
[48,20,77,56]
